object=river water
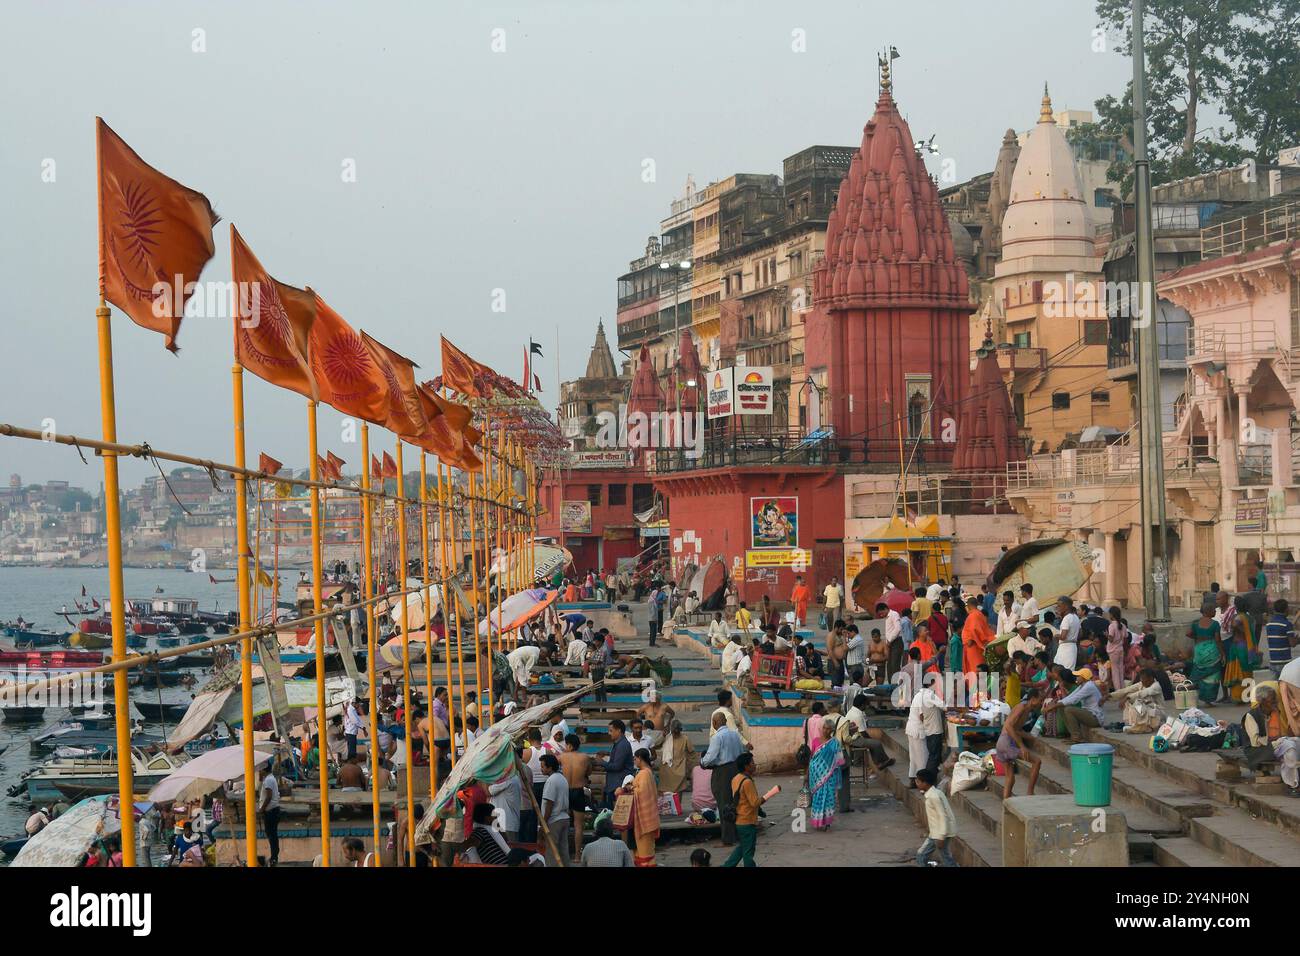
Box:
[0,566,242,839]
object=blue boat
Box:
[156,635,182,649]
[125,634,148,650]
[1,625,70,647]
[0,836,29,859]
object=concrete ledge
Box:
[1003,795,1128,867]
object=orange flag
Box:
[417,385,482,472]
[316,455,332,481]
[381,452,398,479]
[440,336,495,398]
[370,455,382,479]
[230,226,318,399]
[96,118,219,352]
[361,332,428,440]
[258,453,283,476]
[326,451,346,481]
[309,295,389,426]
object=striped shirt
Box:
[1265,614,1296,669]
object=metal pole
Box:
[1133,0,1170,620]
[395,440,416,866]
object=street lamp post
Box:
[660,258,692,421]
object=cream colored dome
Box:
[997,87,1094,266]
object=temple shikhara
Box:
[806,59,971,461]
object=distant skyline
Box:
[0,0,1129,485]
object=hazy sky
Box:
[0,0,1128,486]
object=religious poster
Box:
[735,366,774,415]
[561,500,592,534]
[750,496,798,549]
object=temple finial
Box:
[1039,83,1053,123]
[879,53,892,95]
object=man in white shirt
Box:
[875,601,903,676]
[995,591,1021,638]
[905,681,947,783]
[707,612,731,650]
[735,646,753,682]
[507,643,545,693]
[925,579,946,603]
[710,689,750,747]
[721,634,746,676]
[1054,597,1081,669]
[916,768,958,866]
[836,692,891,810]
[342,700,362,759]
[1018,584,1039,625]
[564,635,588,666]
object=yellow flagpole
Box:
[395,440,416,866]
[493,433,504,655]
[253,476,263,623]
[95,120,136,864]
[448,461,469,740]
[307,400,331,864]
[468,467,486,724]
[94,303,136,866]
[360,424,381,863]
[419,451,436,801]
[230,363,259,867]
[436,458,458,770]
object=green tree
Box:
[1095,0,1250,186]
[1226,0,1300,162]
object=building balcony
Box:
[1201,197,1300,260]
[994,345,1046,375]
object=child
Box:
[915,768,958,867]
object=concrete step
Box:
[1151,836,1234,867]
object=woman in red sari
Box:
[961,597,994,675]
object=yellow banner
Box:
[745,548,809,569]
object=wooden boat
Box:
[0,836,29,859]
[133,700,190,721]
[2,705,46,722]
[70,631,111,649]
[155,635,182,649]
[78,616,113,635]
[21,748,182,802]
[1,626,69,647]
[132,617,173,636]
[0,648,103,668]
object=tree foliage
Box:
[1093,0,1298,188]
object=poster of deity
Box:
[750,496,798,549]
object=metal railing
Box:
[1201,197,1300,260]
[646,428,956,473]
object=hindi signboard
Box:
[706,367,735,419]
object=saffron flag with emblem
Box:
[96,117,219,352]
[381,451,398,479]
[258,452,283,476]
[440,336,495,398]
[326,451,346,481]
[309,295,389,426]
[416,384,482,472]
[229,226,317,399]
[362,332,429,440]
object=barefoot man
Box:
[998,685,1042,799]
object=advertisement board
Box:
[706,367,735,419]
[560,500,592,534]
[734,366,774,415]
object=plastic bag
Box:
[951,751,987,794]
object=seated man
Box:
[1110,668,1165,734]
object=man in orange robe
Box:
[961,597,994,675]
[790,576,812,628]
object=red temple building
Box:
[805,60,971,462]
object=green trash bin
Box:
[1068,743,1114,806]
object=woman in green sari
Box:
[1186,609,1224,703]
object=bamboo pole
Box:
[93,302,136,867]
[230,363,259,867]
[395,440,416,866]
[307,401,331,865]
[360,424,382,864]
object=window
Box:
[1083,320,1108,345]
[1091,389,1110,405]
[1052,392,1071,410]
[586,484,601,506]
[608,484,627,506]
[1013,331,1031,348]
